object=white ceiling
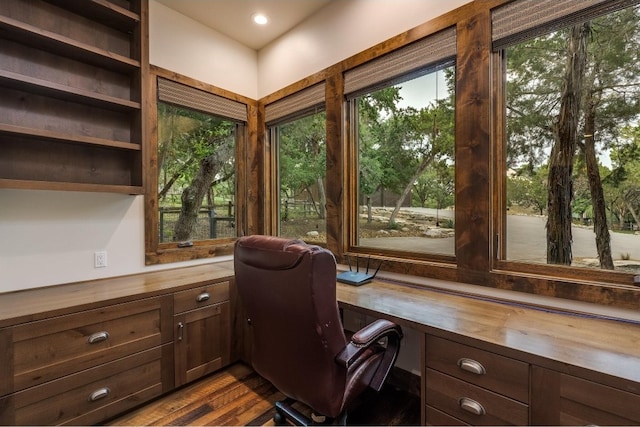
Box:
[154,0,333,50]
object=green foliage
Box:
[357,68,456,209]
[277,111,327,220]
[506,4,640,235]
[387,220,400,230]
[413,164,454,209]
[507,165,548,215]
[157,103,236,206]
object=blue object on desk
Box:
[337,256,381,286]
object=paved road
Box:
[506,214,640,263]
[361,208,640,264]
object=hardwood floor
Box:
[106,362,420,426]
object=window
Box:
[157,103,237,243]
[344,27,457,258]
[145,71,248,264]
[274,111,327,244]
[494,0,640,278]
[352,68,455,256]
[266,83,326,244]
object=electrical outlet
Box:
[94,251,108,268]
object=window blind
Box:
[264,82,326,125]
[344,26,456,97]
[157,77,247,122]
[492,0,640,50]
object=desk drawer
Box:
[425,368,528,426]
[425,405,469,426]
[10,296,172,392]
[173,281,230,314]
[0,345,169,426]
[425,335,529,403]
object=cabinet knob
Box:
[459,397,486,416]
[196,292,210,303]
[87,331,109,344]
[88,387,110,402]
[457,357,486,375]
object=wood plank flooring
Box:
[106,363,420,426]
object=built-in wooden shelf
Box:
[0,70,141,112]
[0,178,144,195]
[0,124,141,151]
[0,16,140,73]
[44,0,141,30]
[0,0,146,193]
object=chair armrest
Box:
[335,319,402,369]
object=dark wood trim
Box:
[455,8,492,274]
[144,67,253,265]
[252,0,640,309]
[324,72,345,255]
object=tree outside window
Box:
[355,67,456,256]
[157,103,237,244]
[275,111,327,244]
[504,4,640,273]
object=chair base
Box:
[274,398,347,426]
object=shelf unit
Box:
[0,0,147,194]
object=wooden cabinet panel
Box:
[173,279,232,387]
[531,366,640,425]
[425,368,528,426]
[0,345,170,426]
[0,267,236,425]
[9,295,172,393]
[174,301,231,387]
[425,335,529,403]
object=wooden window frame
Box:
[491,0,640,290]
[142,0,639,308]
[144,66,254,265]
[343,70,457,265]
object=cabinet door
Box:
[531,366,640,425]
[174,302,231,386]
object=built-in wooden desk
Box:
[0,260,236,426]
[1,260,639,425]
[336,271,640,425]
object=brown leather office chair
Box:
[234,235,403,425]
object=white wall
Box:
[0,0,467,293]
[150,0,259,99]
[258,0,471,97]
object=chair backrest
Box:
[234,235,347,416]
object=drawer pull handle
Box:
[89,387,110,402]
[178,322,184,341]
[457,357,486,375]
[459,397,485,416]
[196,292,210,303]
[87,331,109,344]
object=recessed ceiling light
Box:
[252,13,269,25]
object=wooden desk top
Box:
[337,276,640,387]
[0,260,235,327]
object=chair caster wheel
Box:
[274,410,286,425]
